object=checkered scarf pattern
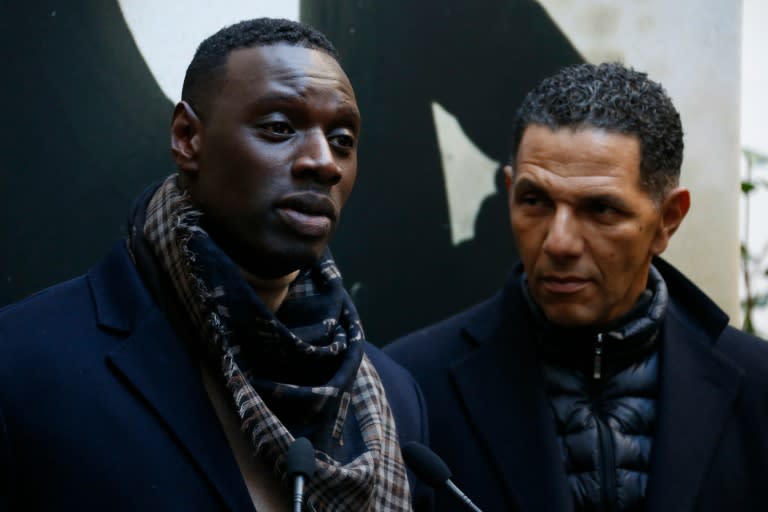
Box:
[142,176,412,511]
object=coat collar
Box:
[451,260,744,512]
[88,243,253,511]
[645,299,743,511]
[450,268,573,511]
[645,258,744,509]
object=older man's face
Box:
[178,44,360,278]
[506,125,686,327]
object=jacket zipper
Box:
[593,333,604,379]
[595,414,618,512]
[593,332,618,512]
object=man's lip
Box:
[274,192,337,220]
[539,275,590,294]
[274,192,337,238]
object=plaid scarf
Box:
[135,175,412,511]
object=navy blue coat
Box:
[0,243,430,511]
[386,259,768,512]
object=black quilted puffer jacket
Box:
[525,266,667,512]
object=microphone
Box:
[402,441,483,512]
[285,437,316,512]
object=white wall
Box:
[118,0,748,323]
[535,0,743,320]
[117,0,299,102]
[741,0,768,334]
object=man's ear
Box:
[503,165,514,191]
[651,186,691,255]
[170,101,203,174]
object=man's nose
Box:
[542,207,582,258]
[291,129,342,185]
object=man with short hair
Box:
[0,18,428,511]
[387,62,768,512]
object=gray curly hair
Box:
[508,62,684,201]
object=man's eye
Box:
[329,133,356,149]
[261,122,294,136]
[519,194,544,206]
[590,202,619,215]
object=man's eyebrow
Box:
[513,177,631,209]
[249,92,361,127]
[580,192,631,210]
[333,104,362,129]
[513,177,546,194]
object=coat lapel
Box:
[449,287,572,512]
[89,244,252,511]
[446,258,745,512]
[646,306,744,512]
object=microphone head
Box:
[285,437,316,478]
[401,441,452,488]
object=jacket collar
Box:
[451,260,744,512]
[89,241,153,333]
[648,256,743,512]
[645,261,743,511]
[450,265,573,511]
[88,243,253,511]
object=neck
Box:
[241,268,300,313]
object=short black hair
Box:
[508,62,684,201]
[181,18,340,116]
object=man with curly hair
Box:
[0,18,429,511]
[387,62,768,512]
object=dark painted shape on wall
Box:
[302,0,583,341]
[1,1,582,344]
[0,2,173,305]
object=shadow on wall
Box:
[0,2,173,305]
[303,0,583,341]
[0,1,582,344]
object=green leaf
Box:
[743,148,768,166]
[754,293,768,308]
[743,312,755,334]
[742,181,756,194]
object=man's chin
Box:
[206,223,328,277]
[240,245,323,279]
[540,304,599,328]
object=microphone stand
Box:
[286,437,316,512]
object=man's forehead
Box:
[521,123,639,149]
[224,44,349,85]
[512,124,647,195]
[513,168,634,198]
[204,43,359,122]
[517,125,640,169]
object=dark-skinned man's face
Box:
[174,44,360,278]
